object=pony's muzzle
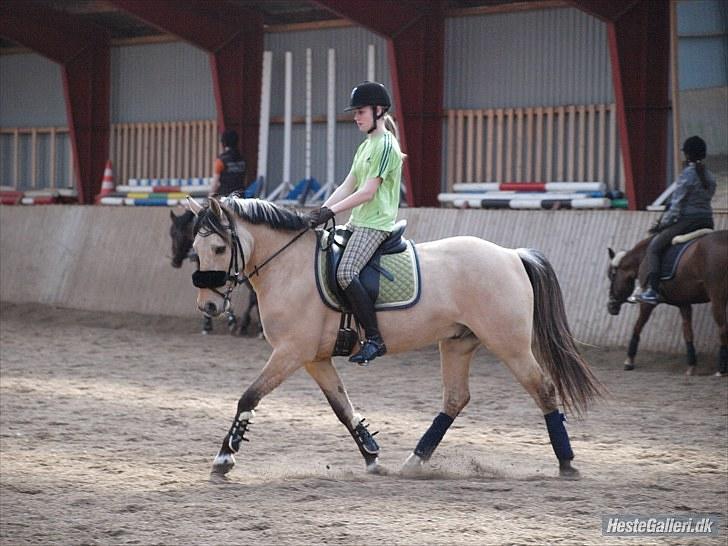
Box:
[607,300,621,315]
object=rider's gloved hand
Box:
[307,206,335,228]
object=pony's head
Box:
[189,196,249,317]
[169,208,196,268]
[188,196,308,316]
[606,247,637,315]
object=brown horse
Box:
[188,196,603,478]
[607,230,728,375]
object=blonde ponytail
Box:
[383,114,407,160]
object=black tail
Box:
[517,248,605,416]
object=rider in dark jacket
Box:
[211,129,247,197]
[636,135,716,305]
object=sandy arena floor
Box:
[1,303,726,545]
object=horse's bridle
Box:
[191,209,248,308]
[191,208,309,310]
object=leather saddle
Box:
[660,229,712,281]
[314,220,421,312]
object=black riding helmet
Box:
[682,135,706,161]
[345,81,391,111]
[345,81,391,133]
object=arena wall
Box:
[1,206,725,354]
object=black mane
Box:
[193,198,308,241]
[225,197,309,231]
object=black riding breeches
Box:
[646,217,714,283]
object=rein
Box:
[245,228,309,281]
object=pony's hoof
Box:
[559,460,580,479]
[715,371,726,377]
[211,452,236,475]
[366,459,388,476]
[624,362,635,371]
[401,453,425,476]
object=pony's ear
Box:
[608,247,615,260]
[187,196,204,216]
[170,209,177,220]
[209,197,223,219]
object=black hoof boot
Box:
[226,410,255,453]
[349,416,381,470]
[349,338,387,365]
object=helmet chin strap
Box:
[367,106,386,134]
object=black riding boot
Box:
[636,273,661,305]
[343,277,386,364]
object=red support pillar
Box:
[608,1,670,210]
[315,1,445,207]
[110,0,263,180]
[210,21,264,178]
[387,7,445,207]
[0,2,110,204]
[63,43,110,205]
[569,0,671,210]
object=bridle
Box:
[191,207,309,310]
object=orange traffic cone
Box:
[95,160,115,203]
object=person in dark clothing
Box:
[635,135,716,305]
[211,129,247,197]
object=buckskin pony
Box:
[189,196,603,478]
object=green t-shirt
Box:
[348,131,403,231]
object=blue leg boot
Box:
[544,410,579,478]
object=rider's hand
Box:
[307,206,335,228]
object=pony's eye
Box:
[214,246,226,255]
